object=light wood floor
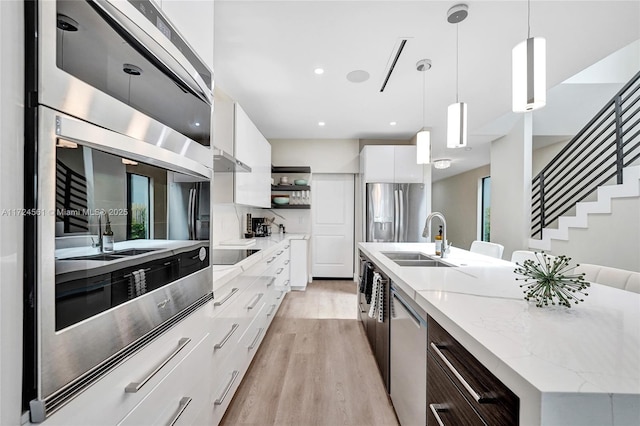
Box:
[220,280,399,426]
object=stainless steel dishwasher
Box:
[390,283,427,426]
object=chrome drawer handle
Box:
[266,257,276,264]
[276,267,284,275]
[214,288,238,306]
[125,338,190,393]
[214,323,239,350]
[246,293,263,310]
[430,342,484,403]
[285,245,290,249]
[284,260,290,265]
[429,404,446,426]
[266,304,277,317]
[214,371,239,405]
[276,291,284,300]
[266,277,275,287]
[283,280,290,286]
[277,250,283,255]
[167,397,192,426]
[248,327,264,350]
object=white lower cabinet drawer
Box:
[36,304,210,426]
[118,333,211,426]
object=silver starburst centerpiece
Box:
[514,252,590,308]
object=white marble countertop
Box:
[359,242,640,426]
[212,234,308,291]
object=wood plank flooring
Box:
[220,280,399,426]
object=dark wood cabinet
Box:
[357,252,390,393]
[427,316,519,426]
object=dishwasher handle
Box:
[392,290,427,327]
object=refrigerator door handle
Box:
[398,189,405,242]
[394,189,399,242]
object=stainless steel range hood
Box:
[213,147,251,172]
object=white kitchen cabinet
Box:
[215,103,271,208]
[290,238,309,290]
[32,303,211,426]
[361,145,423,183]
[393,145,423,182]
[117,333,212,426]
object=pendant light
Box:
[447,4,468,149]
[416,59,432,164]
[512,0,546,112]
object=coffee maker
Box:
[251,217,271,237]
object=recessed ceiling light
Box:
[390,121,397,126]
[194,122,200,127]
[314,68,324,75]
[318,121,326,126]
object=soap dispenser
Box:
[102,212,114,252]
[435,225,443,256]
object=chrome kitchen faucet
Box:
[422,212,448,258]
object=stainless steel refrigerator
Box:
[366,183,428,242]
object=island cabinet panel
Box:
[428,316,519,426]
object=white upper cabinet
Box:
[361,145,423,183]
[361,145,394,182]
[234,105,271,207]
[159,1,214,71]
[393,146,423,183]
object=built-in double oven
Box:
[24,0,214,421]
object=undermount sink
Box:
[62,248,159,261]
[381,251,454,267]
[381,252,432,261]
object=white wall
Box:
[270,139,360,174]
[491,114,533,260]
[546,197,640,271]
[0,1,24,424]
[432,165,490,251]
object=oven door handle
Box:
[90,0,212,106]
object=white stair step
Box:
[530,165,640,250]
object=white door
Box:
[311,174,355,278]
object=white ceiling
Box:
[213,1,640,180]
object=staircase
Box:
[530,70,640,250]
[529,165,640,250]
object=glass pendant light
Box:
[447,4,468,149]
[416,59,432,164]
[512,0,546,112]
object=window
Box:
[127,173,151,240]
[480,176,491,241]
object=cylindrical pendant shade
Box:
[512,36,546,112]
[447,102,467,148]
[416,130,431,164]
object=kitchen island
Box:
[359,242,640,426]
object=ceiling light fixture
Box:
[318,121,326,127]
[512,0,546,112]
[121,158,139,166]
[433,159,452,169]
[390,121,397,126]
[314,68,324,75]
[416,59,432,164]
[447,4,468,149]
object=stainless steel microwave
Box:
[24,0,214,421]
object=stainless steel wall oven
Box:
[24,0,214,421]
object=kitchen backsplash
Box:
[212,205,311,244]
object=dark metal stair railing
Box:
[531,70,640,239]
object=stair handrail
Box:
[531,70,640,238]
